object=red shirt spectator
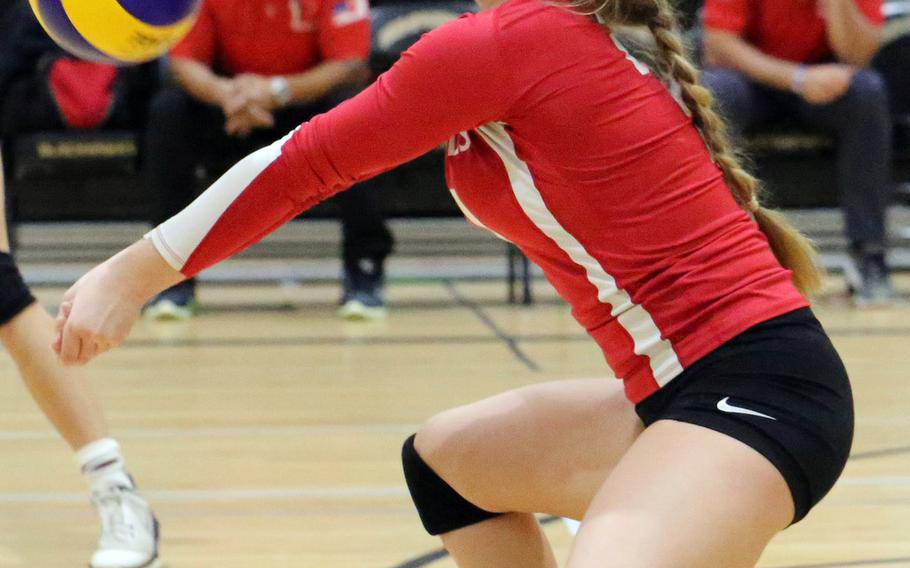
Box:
[704,0,883,63]
[143,0,391,322]
[701,0,893,305]
[170,0,370,75]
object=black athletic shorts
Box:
[635,307,853,524]
[0,251,36,326]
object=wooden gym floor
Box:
[0,275,908,567]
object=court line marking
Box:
[390,516,561,568]
[849,445,910,461]
[390,517,910,568]
[0,486,410,505]
[837,476,910,486]
[775,558,910,568]
[442,280,541,372]
[0,476,907,505]
[83,324,910,352]
[391,549,450,568]
[0,424,418,441]
[825,327,910,338]
[0,424,906,469]
[394,555,910,568]
[119,334,502,349]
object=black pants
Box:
[143,87,393,271]
[0,72,141,234]
[701,68,892,247]
[0,77,62,228]
[874,28,910,117]
[0,77,63,137]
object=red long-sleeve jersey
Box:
[147,0,808,403]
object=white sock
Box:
[76,438,132,488]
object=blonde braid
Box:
[646,12,758,204]
[576,0,823,297]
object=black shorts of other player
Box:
[0,251,36,326]
[635,307,853,524]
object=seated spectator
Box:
[701,0,892,306]
[875,12,910,118]
[0,1,152,159]
[143,0,393,321]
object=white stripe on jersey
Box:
[146,128,299,271]
[476,122,683,386]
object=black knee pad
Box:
[401,434,502,536]
[0,251,36,326]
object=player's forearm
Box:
[103,240,185,305]
[147,130,307,277]
[283,59,368,105]
[821,0,881,66]
[170,57,234,107]
[150,20,508,277]
[704,30,800,92]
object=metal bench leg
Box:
[507,243,533,305]
[521,251,533,305]
[507,243,518,304]
[0,143,16,251]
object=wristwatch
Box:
[790,65,808,96]
[270,76,292,107]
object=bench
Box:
[3,0,908,306]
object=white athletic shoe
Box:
[337,298,388,321]
[90,479,160,568]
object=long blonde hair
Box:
[570,0,824,297]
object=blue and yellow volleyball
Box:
[28,0,201,65]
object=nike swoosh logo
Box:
[716,397,777,421]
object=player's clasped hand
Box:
[52,263,145,366]
[53,239,186,365]
[216,75,277,137]
[800,64,856,105]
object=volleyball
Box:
[28,0,201,65]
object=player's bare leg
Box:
[1,303,108,448]
[0,159,159,568]
[567,420,792,568]
[410,378,793,567]
[440,513,558,568]
[411,378,642,567]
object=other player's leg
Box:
[0,160,159,568]
[1,304,160,568]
